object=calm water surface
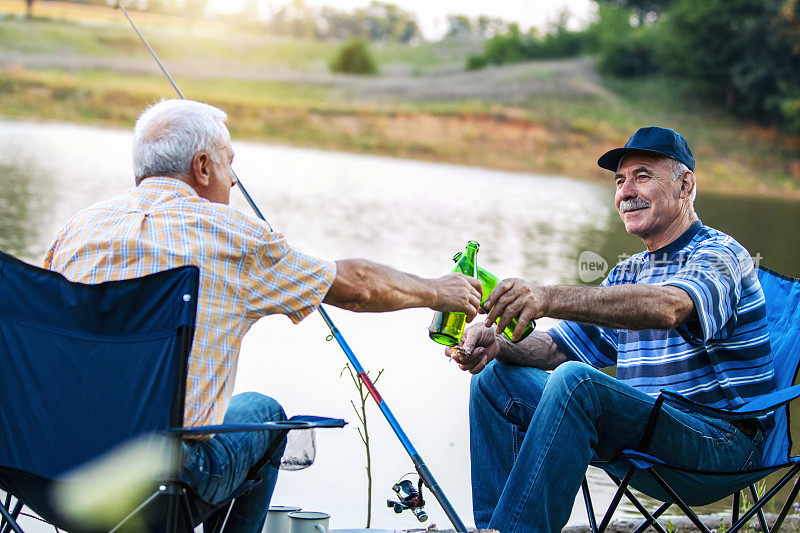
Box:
[2,118,799,530]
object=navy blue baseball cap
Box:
[598,126,695,172]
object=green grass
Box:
[0,17,133,55]
[372,38,483,70]
[0,16,478,71]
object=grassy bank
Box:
[0,12,798,197]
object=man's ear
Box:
[190,152,212,188]
[680,170,696,199]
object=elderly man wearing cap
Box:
[451,127,775,532]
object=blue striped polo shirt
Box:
[548,220,775,414]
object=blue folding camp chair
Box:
[582,266,800,533]
[0,249,345,533]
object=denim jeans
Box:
[470,360,763,533]
[181,392,287,533]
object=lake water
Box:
[1,118,799,531]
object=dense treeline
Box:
[596,0,800,133]
[466,11,590,71]
[261,0,420,43]
[467,0,800,134]
[39,0,424,43]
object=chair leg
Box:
[179,487,197,530]
[0,493,9,533]
[163,484,195,533]
[647,469,713,533]
[108,488,164,533]
[582,477,599,533]
[728,466,800,533]
[606,475,668,533]
[733,491,740,525]
[749,484,770,533]
[773,468,800,532]
[632,503,671,533]
[210,501,235,533]
[0,501,23,533]
[599,467,635,532]
[0,497,23,533]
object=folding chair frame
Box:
[582,392,800,533]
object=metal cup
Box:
[288,511,330,533]
[263,505,302,533]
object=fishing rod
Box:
[115,4,467,531]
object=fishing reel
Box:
[387,477,428,522]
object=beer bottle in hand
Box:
[453,252,535,343]
[428,241,479,346]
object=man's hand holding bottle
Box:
[446,324,500,375]
[431,272,483,321]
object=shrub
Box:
[466,54,489,71]
[465,21,592,71]
[329,39,377,75]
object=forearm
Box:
[324,259,436,312]
[543,284,694,330]
[496,330,569,370]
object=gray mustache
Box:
[619,198,651,213]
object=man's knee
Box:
[227,392,286,424]
[470,360,516,405]
[544,361,604,408]
[549,360,596,385]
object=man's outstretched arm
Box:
[323,258,483,318]
[483,280,695,340]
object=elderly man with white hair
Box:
[44,98,482,532]
[450,127,776,532]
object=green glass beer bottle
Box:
[428,241,479,346]
[453,252,535,343]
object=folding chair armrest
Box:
[660,385,800,419]
[171,415,346,437]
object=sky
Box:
[208,0,596,40]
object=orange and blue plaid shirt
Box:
[44,177,336,429]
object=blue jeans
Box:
[181,392,287,533]
[469,360,763,533]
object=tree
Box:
[594,0,673,16]
[25,0,34,19]
[395,18,420,44]
[595,0,800,131]
[267,0,316,38]
[444,14,473,40]
[592,3,657,75]
[316,1,419,43]
[658,0,800,122]
[476,15,507,39]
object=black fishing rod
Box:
[115,4,468,531]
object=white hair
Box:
[132,99,230,185]
[670,158,697,204]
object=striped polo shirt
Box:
[44,177,336,429]
[548,220,775,414]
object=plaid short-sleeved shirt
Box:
[44,177,336,428]
[548,221,775,414]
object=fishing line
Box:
[114,4,467,531]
